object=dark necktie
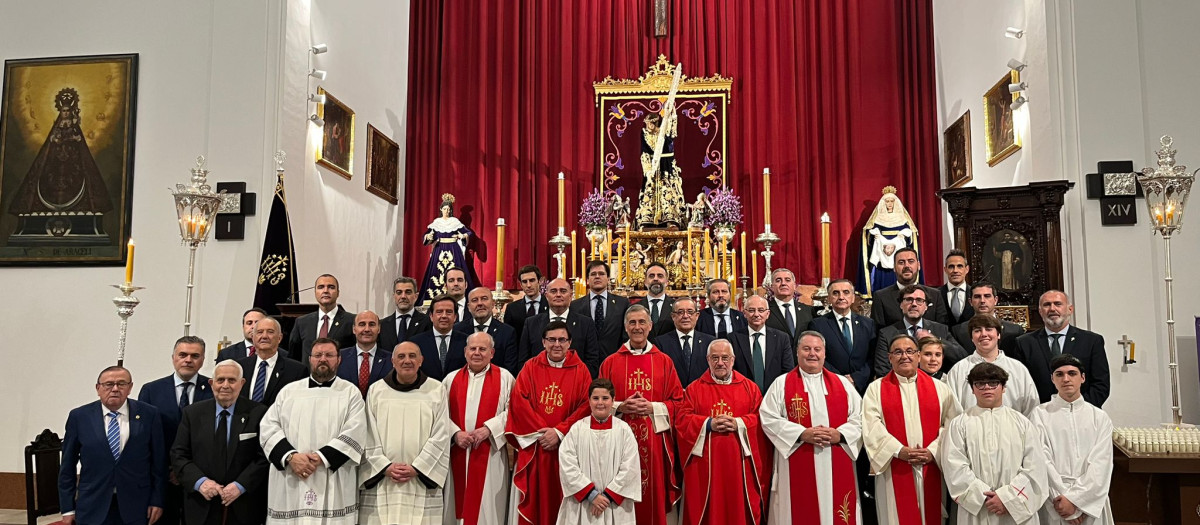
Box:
[358,352,371,397]
[650,299,662,324]
[527,300,537,316]
[319,314,330,339]
[752,333,766,391]
[682,334,692,361]
[593,296,605,330]
[717,313,728,339]
[398,314,411,343]
[476,324,487,332]
[216,409,230,462]
[1050,334,1063,357]
[782,303,796,335]
[179,382,192,409]
[252,361,268,402]
[247,345,255,357]
[439,335,450,366]
[841,317,853,348]
[951,288,963,319]
[909,325,918,338]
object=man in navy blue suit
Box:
[807,279,876,394]
[695,278,747,338]
[455,286,518,372]
[137,336,214,525]
[215,308,267,363]
[730,295,795,393]
[502,264,548,342]
[654,297,713,387]
[337,310,393,398]
[60,366,165,525]
[410,294,469,379]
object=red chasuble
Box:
[505,350,592,525]
[448,365,501,525]
[785,368,858,524]
[599,344,684,525]
[675,371,766,525]
[881,371,942,525]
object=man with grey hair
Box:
[454,286,518,372]
[599,304,685,525]
[1012,290,1110,406]
[379,276,432,353]
[171,359,269,525]
[237,316,308,407]
[696,278,748,338]
[766,268,815,345]
[654,297,714,387]
[731,294,795,393]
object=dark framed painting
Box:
[983,70,1021,166]
[365,124,398,204]
[0,53,139,266]
[944,110,972,188]
[316,86,353,179]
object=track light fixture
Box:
[309,93,326,104]
[311,44,328,54]
[1005,27,1024,39]
[1007,59,1027,71]
[1008,82,1028,94]
[309,69,327,80]
[1010,96,1027,111]
[309,114,325,127]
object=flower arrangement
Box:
[705,187,743,228]
[578,189,611,229]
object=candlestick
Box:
[111,282,144,367]
[763,167,772,227]
[751,249,759,289]
[496,218,507,289]
[124,240,135,284]
[557,172,565,229]
[820,212,831,281]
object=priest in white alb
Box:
[863,333,961,525]
[443,332,515,525]
[556,378,641,525]
[358,341,451,525]
[1028,354,1113,525]
[261,338,369,525]
[945,315,1039,415]
[761,331,863,525]
[941,362,1047,524]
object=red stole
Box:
[880,371,942,525]
[449,365,501,525]
[785,369,857,524]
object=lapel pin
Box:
[135,414,141,420]
[275,372,280,378]
[241,417,246,423]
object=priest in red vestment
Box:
[676,339,768,524]
[599,304,685,525]
[505,321,593,525]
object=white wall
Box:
[934,0,1200,426]
[0,0,409,476]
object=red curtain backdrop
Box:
[404,0,943,290]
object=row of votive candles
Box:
[1113,427,1200,454]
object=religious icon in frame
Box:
[0,53,139,266]
[316,87,354,179]
[983,70,1021,166]
[365,124,399,204]
[944,111,972,188]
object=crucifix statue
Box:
[654,0,668,37]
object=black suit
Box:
[518,311,601,376]
[570,292,630,361]
[502,295,549,342]
[654,331,713,388]
[635,295,676,338]
[1011,327,1110,406]
[871,284,950,328]
[287,305,356,362]
[951,319,1025,355]
[378,310,433,353]
[171,399,269,525]
[938,284,976,326]
[765,297,815,344]
[730,327,795,393]
[411,330,469,379]
[236,355,308,407]
[873,320,966,378]
[696,307,748,338]
[808,313,877,393]
[216,343,290,363]
[454,318,518,372]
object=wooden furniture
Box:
[1112,442,1200,524]
[24,429,61,525]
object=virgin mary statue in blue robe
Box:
[858,187,920,297]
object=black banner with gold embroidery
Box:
[252,165,297,315]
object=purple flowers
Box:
[705,187,743,228]
[579,189,611,229]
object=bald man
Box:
[337,311,394,398]
[455,287,518,372]
[518,278,601,375]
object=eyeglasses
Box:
[971,380,1003,389]
[900,297,927,304]
[98,381,132,389]
[889,349,919,357]
[543,337,570,344]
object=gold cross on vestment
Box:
[788,394,809,421]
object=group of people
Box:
[59,248,1114,525]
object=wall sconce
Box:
[311,44,328,54]
[1007,59,1027,71]
[1005,27,1024,39]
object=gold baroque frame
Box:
[593,55,733,104]
[315,87,354,179]
[983,70,1021,166]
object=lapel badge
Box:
[241,417,246,423]
[275,372,280,378]
[135,414,141,420]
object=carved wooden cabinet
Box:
[938,181,1075,328]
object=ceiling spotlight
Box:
[309,93,326,104]
[1005,27,1024,39]
[309,69,327,80]
[1007,58,1027,71]
[309,114,325,127]
[311,44,328,54]
[1008,82,1028,93]
[1010,96,1027,111]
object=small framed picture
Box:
[944,111,972,188]
[315,87,354,179]
[365,124,399,204]
[983,70,1021,166]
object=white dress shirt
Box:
[357,345,378,372]
[249,352,280,396]
[173,372,198,405]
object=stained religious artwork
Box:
[0,54,138,266]
[316,87,354,179]
[982,229,1031,291]
[944,111,972,188]
[364,124,399,204]
[983,71,1021,166]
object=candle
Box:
[605,229,613,261]
[580,248,587,278]
[703,229,712,279]
[730,249,737,301]
[557,172,565,229]
[624,227,632,282]
[570,230,577,279]
[740,232,747,278]
[1155,207,1164,225]
[496,218,506,289]
[751,249,759,289]
[763,167,772,229]
[1167,204,1175,224]
[124,240,135,284]
[820,212,831,280]
[688,234,695,282]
